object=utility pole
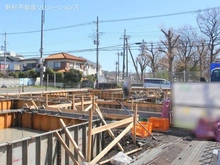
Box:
[3,32,7,74]
[96,16,99,88]
[91,17,103,88]
[127,40,141,83]
[115,61,118,83]
[122,29,126,80]
[117,52,120,83]
[40,0,45,86]
[120,29,130,79]
[117,52,123,83]
[126,37,129,77]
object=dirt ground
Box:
[99,127,195,165]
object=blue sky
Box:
[0,0,220,72]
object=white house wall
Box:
[46,59,85,72]
[21,60,38,70]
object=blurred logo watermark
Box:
[5,4,80,11]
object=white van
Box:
[143,78,171,89]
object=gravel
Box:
[99,127,195,165]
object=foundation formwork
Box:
[0,88,169,164]
[0,110,102,165]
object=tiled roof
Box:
[20,57,38,61]
[45,52,86,62]
[0,56,21,62]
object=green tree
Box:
[8,72,19,78]
[85,74,96,82]
[27,69,39,78]
[18,71,28,78]
[55,72,64,82]
[44,68,55,81]
[64,69,82,83]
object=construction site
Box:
[0,84,220,165]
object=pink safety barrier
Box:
[194,118,216,140]
[161,99,170,119]
[214,118,220,142]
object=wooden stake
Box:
[133,104,138,144]
[95,104,124,151]
[57,108,62,113]
[81,95,84,111]
[24,103,29,108]
[31,99,38,109]
[46,94,48,107]
[87,95,95,162]
[72,94,75,110]
[59,119,86,162]
[131,99,134,111]
[91,116,133,135]
[54,131,80,165]
[84,104,92,112]
[90,122,133,164]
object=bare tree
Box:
[146,43,162,78]
[175,25,198,81]
[197,7,220,64]
[160,29,180,81]
[196,39,209,78]
[136,40,149,82]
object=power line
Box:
[100,7,220,23]
[3,6,219,35]
[16,40,213,56]
[5,22,94,35]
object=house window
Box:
[54,62,61,68]
[27,63,36,69]
[75,63,80,68]
[69,63,74,68]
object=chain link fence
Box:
[104,71,210,84]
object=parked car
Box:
[80,80,93,88]
[143,78,171,89]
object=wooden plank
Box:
[87,95,95,162]
[171,141,211,165]
[41,107,131,120]
[96,100,162,108]
[24,103,29,108]
[91,116,133,135]
[46,94,48,107]
[81,95,84,111]
[59,119,86,162]
[131,100,134,111]
[72,94,75,110]
[31,99,38,109]
[54,131,80,165]
[95,105,124,151]
[84,104,92,112]
[74,101,92,106]
[133,104,137,144]
[90,122,133,164]
[47,103,72,108]
[57,108,62,112]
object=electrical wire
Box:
[2,6,219,35]
[4,22,94,35]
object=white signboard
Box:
[172,82,220,129]
[172,82,220,107]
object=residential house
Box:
[20,58,39,71]
[80,57,98,75]
[0,55,21,72]
[44,52,87,73]
[79,57,106,82]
